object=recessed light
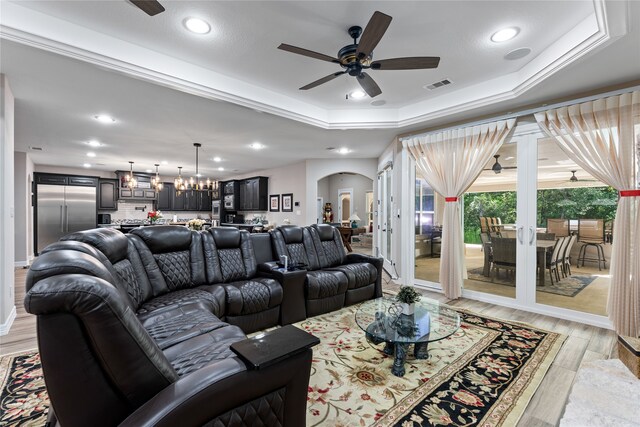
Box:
[349,89,366,99]
[213,156,222,162]
[83,163,91,168]
[217,167,224,171]
[86,140,102,147]
[87,152,96,157]
[161,160,169,165]
[337,147,351,155]
[370,100,386,106]
[145,169,152,173]
[250,143,265,150]
[94,114,115,123]
[184,17,211,34]
[491,27,519,43]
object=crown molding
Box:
[0,0,628,130]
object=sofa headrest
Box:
[314,224,335,241]
[210,226,242,249]
[26,250,115,292]
[131,225,192,253]
[279,226,304,244]
[62,228,128,263]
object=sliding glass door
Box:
[377,165,393,270]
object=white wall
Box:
[1,75,16,334]
[14,151,33,266]
[227,161,307,226]
[305,158,377,225]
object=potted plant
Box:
[395,286,421,315]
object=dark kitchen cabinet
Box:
[156,183,173,211]
[98,179,118,210]
[239,177,268,211]
[115,171,156,201]
[198,190,212,212]
[185,191,199,211]
[172,189,186,211]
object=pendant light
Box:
[151,163,163,191]
[491,155,502,174]
[189,143,218,195]
[174,166,186,195]
[125,161,137,189]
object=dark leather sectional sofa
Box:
[24,223,382,427]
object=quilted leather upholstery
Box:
[329,262,377,289]
[306,270,348,299]
[154,251,192,290]
[170,337,241,377]
[286,243,309,266]
[218,248,247,282]
[137,288,223,315]
[113,259,144,308]
[321,240,343,267]
[141,307,226,350]
[207,388,286,427]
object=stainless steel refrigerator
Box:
[36,184,96,254]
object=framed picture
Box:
[270,194,280,212]
[281,193,293,212]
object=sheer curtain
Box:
[535,91,639,336]
[405,119,516,299]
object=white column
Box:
[0,74,16,335]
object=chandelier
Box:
[151,164,163,191]
[174,166,187,196]
[187,143,219,195]
[125,161,137,189]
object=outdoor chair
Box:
[546,236,566,285]
[491,237,516,281]
[547,218,570,237]
[605,219,614,244]
[554,235,571,278]
[479,232,493,276]
[480,217,489,233]
[577,219,606,270]
[562,234,578,277]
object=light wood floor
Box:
[2,266,619,427]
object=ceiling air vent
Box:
[424,78,452,90]
[29,146,43,151]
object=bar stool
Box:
[576,219,606,271]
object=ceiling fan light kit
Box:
[278,11,440,98]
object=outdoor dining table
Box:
[482,239,557,286]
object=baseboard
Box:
[0,306,17,336]
[14,260,30,268]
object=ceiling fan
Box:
[129,0,165,16]
[568,170,598,183]
[277,11,440,98]
[484,155,517,174]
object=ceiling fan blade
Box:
[356,11,392,60]
[278,44,339,63]
[371,56,440,70]
[300,71,346,90]
[357,72,382,98]
[129,0,165,16]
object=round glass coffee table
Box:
[355,297,461,377]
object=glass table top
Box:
[355,297,461,345]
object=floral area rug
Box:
[467,267,595,297]
[0,303,564,427]
[296,304,565,427]
[0,351,48,426]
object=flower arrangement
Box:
[187,218,205,231]
[395,286,421,304]
[147,210,163,224]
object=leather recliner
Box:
[270,225,382,317]
[25,226,312,427]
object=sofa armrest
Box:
[344,253,384,298]
[119,348,313,427]
[258,268,308,325]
